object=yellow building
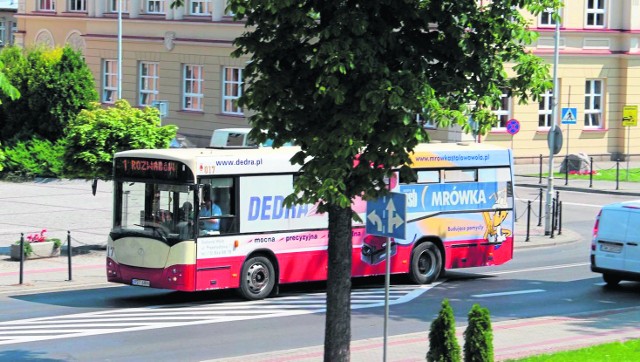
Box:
[14,1,640,160]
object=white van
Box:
[209,128,294,148]
[591,200,640,286]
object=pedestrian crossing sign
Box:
[561,107,577,125]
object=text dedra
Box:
[248,196,309,221]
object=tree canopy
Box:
[228,0,560,359]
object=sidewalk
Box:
[1,170,640,361]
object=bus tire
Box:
[409,242,442,284]
[603,273,621,287]
[239,256,276,300]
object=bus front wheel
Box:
[239,256,276,300]
[409,242,442,284]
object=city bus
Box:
[107,142,515,300]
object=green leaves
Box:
[62,99,177,180]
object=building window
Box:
[491,90,511,129]
[584,80,603,128]
[145,0,164,14]
[139,62,159,106]
[103,59,118,104]
[183,64,204,111]
[222,67,243,115]
[189,0,210,15]
[68,0,86,12]
[0,21,5,47]
[109,0,128,12]
[10,22,16,45]
[538,90,553,128]
[539,8,560,27]
[586,0,606,27]
[38,0,56,11]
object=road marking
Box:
[472,289,545,298]
[0,283,439,346]
[483,262,589,276]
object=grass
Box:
[508,339,640,361]
[539,168,640,182]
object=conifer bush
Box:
[427,299,461,362]
[463,304,494,362]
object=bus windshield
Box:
[112,181,196,245]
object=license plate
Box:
[131,279,151,287]
[600,243,622,253]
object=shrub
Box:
[2,137,65,178]
[63,99,177,180]
[464,304,494,362]
[427,299,461,362]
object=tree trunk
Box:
[324,204,353,361]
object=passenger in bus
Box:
[199,197,222,234]
[178,202,194,238]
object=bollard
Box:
[526,201,531,242]
[550,198,556,239]
[565,160,569,186]
[556,191,560,209]
[67,231,72,281]
[539,154,543,184]
[589,157,594,188]
[538,187,543,227]
[616,161,620,190]
[558,201,563,236]
[19,233,24,285]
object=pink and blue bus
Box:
[107,142,515,300]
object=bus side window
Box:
[198,178,238,235]
[444,169,477,183]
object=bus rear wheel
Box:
[409,242,442,284]
[239,256,276,300]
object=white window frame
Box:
[68,0,86,12]
[189,0,210,15]
[38,0,56,11]
[183,64,204,111]
[139,61,159,107]
[538,90,553,128]
[584,79,603,128]
[145,0,164,14]
[539,7,561,28]
[103,59,118,104]
[491,90,511,130]
[585,0,606,28]
[222,67,244,115]
[109,0,129,13]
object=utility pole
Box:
[117,0,122,99]
[545,7,561,235]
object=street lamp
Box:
[545,5,561,235]
[117,0,122,99]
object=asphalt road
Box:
[0,185,638,361]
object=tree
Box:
[201,0,559,359]
[63,99,177,179]
[464,304,494,362]
[427,299,461,362]
[0,46,98,142]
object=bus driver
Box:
[199,196,222,234]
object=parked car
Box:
[590,200,640,286]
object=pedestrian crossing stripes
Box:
[0,283,439,345]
